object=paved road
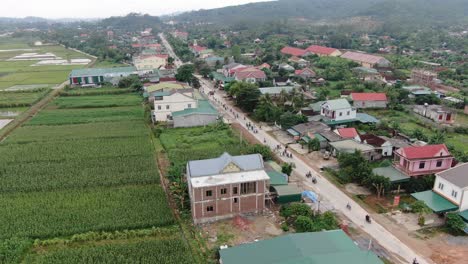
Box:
[159,33,184,68]
[161,36,431,264]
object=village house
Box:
[413,105,456,124]
[186,153,270,224]
[259,86,296,97]
[189,44,208,56]
[171,30,188,41]
[306,45,342,57]
[320,99,357,125]
[329,139,380,161]
[403,85,433,98]
[340,51,391,68]
[69,67,137,87]
[353,67,385,83]
[334,128,361,142]
[223,63,247,77]
[133,54,168,71]
[172,100,219,128]
[433,163,468,212]
[278,63,295,72]
[273,77,293,87]
[204,56,225,67]
[288,121,330,148]
[233,67,267,83]
[393,144,454,177]
[350,93,388,109]
[288,56,309,67]
[412,163,468,221]
[152,88,197,122]
[280,46,310,57]
[295,68,316,80]
[360,134,393,157]
[411,69,438,86]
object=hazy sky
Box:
[2,0,273,19]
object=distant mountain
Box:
[174,0,468,28]
[100,13,162,31]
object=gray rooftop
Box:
[323,99,352,110]
[187,152,264,178]
[259,86,295,95]
[437,163,468,189]
[330,139,375,153]
[292,121,330,135]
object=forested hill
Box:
[174,0,468,28]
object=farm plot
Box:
[6,121,147,143]
[24,235,192,264]
[0,89,51,108]
[60,87,134,96]
[26,106,144,126]
[0,130,158,192]
[0,185,174,239]
[159,124,250,177]
[51,94,142,109]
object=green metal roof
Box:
[267,171,288,186]
[272,185,302,203]
[220,230,383,264]
[324,99,352,110]
[287,128,300,137]
[373,166,410,183]
[321,118,357,126]
[356,113,380,124]
[309,101,325,112]
[411,190,459,213]
[70,66,136,77]
[211,71,235,83]
[172,100,218,117]
[459,210,468,222]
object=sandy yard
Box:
[201,210,284,248]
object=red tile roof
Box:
[190,45,207,52]
[351,93,387,101]
[399,144,451,159]
[235,68,267,80]
[306,45,339,55]
[336,128,359,139]
[281,46,308,57]
[295,68,316,76]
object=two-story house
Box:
[320,99,357,125]
[433,163,468,212]
[393,144,453,177]
[186,153,270,224]
[152,89,197,122]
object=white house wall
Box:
[433,176,462,206]
[153,93,197,121]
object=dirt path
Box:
[0,81,67,142]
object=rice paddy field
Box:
[0,88,195,263]
[0,37,94,131]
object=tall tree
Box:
[230,82,261,112]
[175,64,195,83]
